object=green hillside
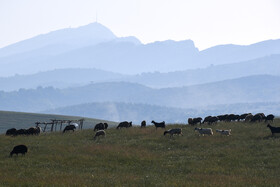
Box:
[1,119,280,186]
[0,110,117,134]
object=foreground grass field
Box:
[1,119,280,186]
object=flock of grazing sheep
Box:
[5,112,279,157]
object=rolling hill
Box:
[0,111,117,134]
[123,54,280,88]
[0,68,125,91]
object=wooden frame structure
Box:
[35,119,84,132]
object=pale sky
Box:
[1,0,280,50]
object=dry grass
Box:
[1,119,280,186]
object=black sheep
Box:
[94,130,106,140]
[202,116,212,124]
[94,123,108,131]
[203,116,218,125]
[94,123,105,131]
[16,129,27,135]
[6,128,17,136]
[104,123,108,129]
[189,117,202,125]
[10,145,28,157]
[267,124,280,135]
[116,121,132,129]
[141,120,146,128]
[63,125,76,133]
[251,114,264,122]
[151,120,165,129]
[26,127,40,135]
[265,114,275,122]
[238,113,251,121]
[217,114,228,122]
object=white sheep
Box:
[194,127,213,136]
[216,129,231,136]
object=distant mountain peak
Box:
[69,22,116,37]
[0,22,117,58]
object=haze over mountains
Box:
[0,22,279,122]
[1,22,280,76]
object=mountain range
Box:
[1,22,280,76]
[0,75,279,112]
[1,22,280,122]
[1,53,280,91]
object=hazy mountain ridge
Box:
[198,39,280,66]
[1,22,280,76]
[1,54,279,91]
[0,68,126,91]
[0,75,279,113]
[0,39,198,75]
[123,54,280,88]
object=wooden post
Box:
[60,121,63,131]
[35,122,40,127]
[43,123,47,132]
[51,122,54,132]
[80,119,84,130]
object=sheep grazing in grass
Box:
[202,116,218,125]
[141,120,146,128]
[94,123,108,131]
[164,128,183,137]
[238,113,251,121]
[217,114,228,122]
[151,121,165,129]
[6,128,17,136]
[63,125,76,133]
[188,117,202,126]
[16,129,27,135]
[251,113,265,122]
[216,129,231,136]
[194,127,213,136]
[188,118,193,125]
[245,114,253,122]
[267,124,280,136]
[94,130,106,140]
[26,127,41,135]
[265,114,275,122]
[116,121,132,129]
[10,145,28,157]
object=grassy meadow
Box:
[1,119,280,186]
